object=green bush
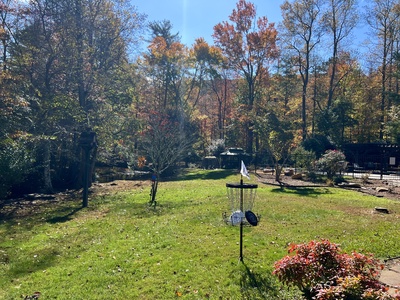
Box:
[316,149,347,179]
[0,140,33,198]
[273,239,400,300]
[334,175,346,185]
[292,146,316,171]
[305,171,319,182]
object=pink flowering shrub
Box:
[273,239,400,300]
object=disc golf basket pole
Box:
[226,179,258,262]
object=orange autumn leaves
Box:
[213,0,279,67]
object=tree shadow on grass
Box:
[0,198,83,231]
[172,169,236,181]
[8,245,62,278]
[46,206,84,223]
[270,187,332,198]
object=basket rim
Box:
[226,183,258,189]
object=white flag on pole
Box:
[240,160,250,179]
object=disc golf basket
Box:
[224,179,258,262]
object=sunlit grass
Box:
[1,169,400,299]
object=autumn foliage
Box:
[273,239,400,300]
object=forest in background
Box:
[1,0,400,198]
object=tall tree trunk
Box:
[41,139,53,193]
[246,76,255,154]
[88,145,97,186]
[1,33,6,71]
[380,31,388,140]
[312,67,318,135]
[75,0,86,110]
[301,49,310,141]
[246,121,254,155]
[302,86,308,141]
[327,49,337,109]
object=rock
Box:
[263,168,274,174]
[376,187,390,192]
[284,169,294,176]
[338,182,361,188]
[24,194,56,200]
[375,207,390,214]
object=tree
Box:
[255,111,295,183]
[143,20,186,111]
[140,110,194,177]
[9,0,144,192]
[350,69,382,143]
[274,57,302,119]
[189,37,235,148]
[322,0,358,109]
[316,53,360,145]
[0,0,27,72]
[385,105,400,143]
[213,0,278,154]
[0,1,30,142]
[139,20,198,170]
[366,0,400,140]
[281,0,324,141]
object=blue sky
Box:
[135,0,284,46]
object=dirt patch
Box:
[90,180,149,195]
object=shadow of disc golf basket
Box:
[224,180,259,262]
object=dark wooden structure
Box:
[343,143,400,173]
[220,148,251,169]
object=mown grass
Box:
[1,169,400,299]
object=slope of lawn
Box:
[1,169,400,299]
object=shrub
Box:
[0,140,33,198]
[334,175,346,185]
[273,239,400,300]
[305,171,319,182]
[292,146,316,172]
[316,150,347,179]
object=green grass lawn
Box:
[1,169,400,299]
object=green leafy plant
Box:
[273,239,400,300]
[316,150,347,180]
[292,146,316,172]
[0,140,33,198]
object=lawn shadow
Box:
[239,262,282,299]
[270,186,332,198]
[0,197,83,231]
[46,206,84,223]
[172,169,236,181]
[8,244,62,278]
